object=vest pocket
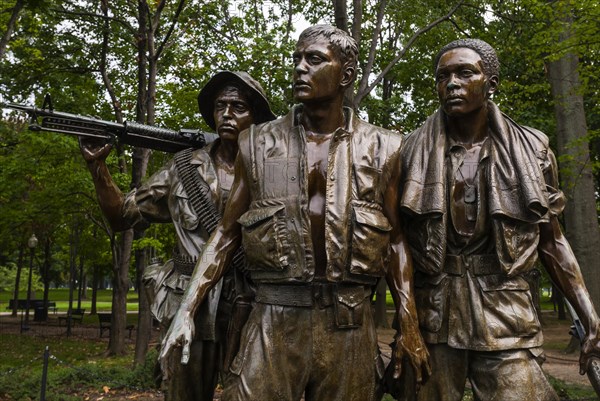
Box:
[237,204,290,271]
[173,192,200,231]
[349,206,392,277]
[478,275,540,338]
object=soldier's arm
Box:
[80,138,129,231]
[159,152,250,374]
[180,153,250,314]
[539,218,600,373]
[538,149,600,374]
[383,150,431,385]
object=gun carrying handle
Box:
[42,93,53,111]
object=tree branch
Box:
[356,0,388,103]
[354,0,465,108]
[50,6,135,34]
[0,0,25,62]
[155,0,186,61]
[149,0,164,35]
[351,0,363,47]
[100,0,123,123]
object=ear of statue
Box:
[486,75,499,98]
[340,62,356,89]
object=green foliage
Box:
[546,375,599,400]
[132,222,176,262]
[0,334,158,400]
[0,0,598,358]
[0,263,44,293]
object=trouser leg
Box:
[222,303,309,401]
[165,340,220,401]
[222,300,380,401]
[306,302,380,401]
[412,343,468,401]
[469,349,559,401]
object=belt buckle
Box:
[312,284,327,308]
[461,254,470,276]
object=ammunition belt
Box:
[174,148,247,275]
[172,254,197,276]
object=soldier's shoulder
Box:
[520,124,550,148]
[354,118,402,145]
[242,113,290,139]
[400,118,430,149]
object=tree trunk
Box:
[374,279,390,328]
[42,237,51,321]
[0,0,25,61]
[108,231,133,355]
[91,264,99,315]
[553,284,567,321]
[77,254,84,310]
[350,0,362,47]
[67,221,80,337]
[332,0,348,32]
[134,244,152,366]
[546,10,600,310]
[130,0,152,366]
[82,274,88,299]
[11,244,25,316]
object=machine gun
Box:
[1,94,218,153]
[565,299,600,397]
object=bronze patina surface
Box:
[80,71,274,401]
[160,25,430,401]
[398,39,600,401]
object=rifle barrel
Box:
[1,101,216,152]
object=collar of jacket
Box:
[189,140,217,166]
[290,104,355,138]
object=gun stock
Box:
[1,94,217,153]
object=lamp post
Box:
[22,233,38,332]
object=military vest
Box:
[237,106,402,285]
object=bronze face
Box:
[213,86,253,141]
[292,37,344,104]
[435,48,495,117]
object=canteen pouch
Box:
[334,285,365,329]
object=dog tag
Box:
[464,186,477,204]
[466,204,478,222]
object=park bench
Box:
[58,308,86,326]
[6,300,58,316]
[98,313,135,338]
[46,301,58,314]
[6,299,58,322]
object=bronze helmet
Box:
[198,71,276,130]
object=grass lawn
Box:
[1,286,596,400]
[0,288,140,313]
[0,332,157,401]
[1,287,555,314]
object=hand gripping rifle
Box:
[1,94,218,153]
[565,299,600,396]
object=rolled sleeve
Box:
[121,161,175,229]
[543,149,566,216]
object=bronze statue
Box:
[160,25,430,401]
[79,71,275,401]
[398,38,600,400]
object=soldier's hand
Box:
[159,310,194,380]
[393,330,431,389]
[580,330,600,375]
[79,137,112,163]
